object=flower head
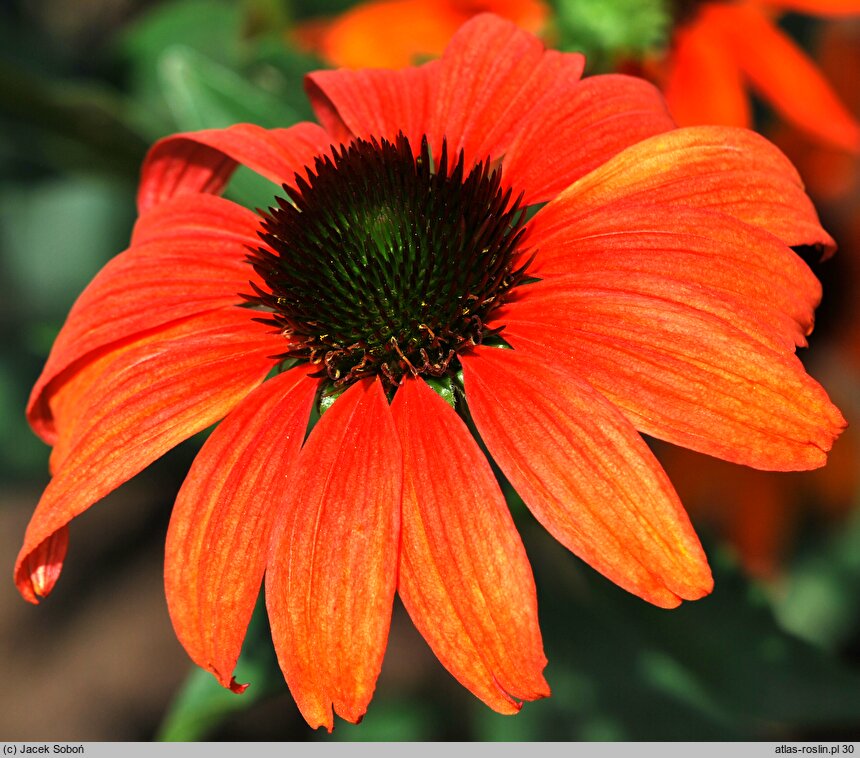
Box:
[16,14,845,730]
[247,134,529,386]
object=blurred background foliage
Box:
[1,0,859,742]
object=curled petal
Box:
[137,122,333,212]
[29,194,265,444]
[266,379,402,730]
[462,347,713,608]
[21,527,68,601]
[15,308,281,604]
[392,378,548,713]
[129,191,263,246]
[166,367,318,690]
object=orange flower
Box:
[768,18,860,198]
[293,0,548,68]
[659,0,860,153]
[15,15,844,730]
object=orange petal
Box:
[500,285,846,471]
[426,13,584,165]
[266,379,401,730]
[663,15,751,128]
[15,308,281,604]
[391,377,549,713]
[21,527,68,600]
[461,346,713,608]
[478,0,550,32]
[526,203,821,352]
[311,0,463,68]
[137,122,333,212]
[530,125,835,255]
[503,74,675,205]
[463,48,586,173]
[298,0,550,69]
[306,63,438,151]
[713,3,860,153]
[165,367,318,690]
[28,194,264,444]
[307,13,585,172]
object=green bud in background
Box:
[548,0,671,72]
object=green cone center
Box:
[247,134,530,387]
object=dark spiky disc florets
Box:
[245,133,531,387]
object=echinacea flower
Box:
[293,0,548,68]
[16,14,845,730]
[657,0,860,153]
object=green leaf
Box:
[120,0,243,73]
[155,44,320,208]
[118,0,320,143]
[550,0,671,72]
[157,666,262,742]
[157,595,283,741]
[247,38,323,122]
[0,175,136,318]
[118,0,246,137]
[0,62,148,175]
[243,0,292,32]
[324,698,437,742]
[774,506,860,650]
[0,353,50,479]
[158,46,301,132]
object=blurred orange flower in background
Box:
[294,0,548,68]
[655,0,860,153]
[768,18,860,199]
